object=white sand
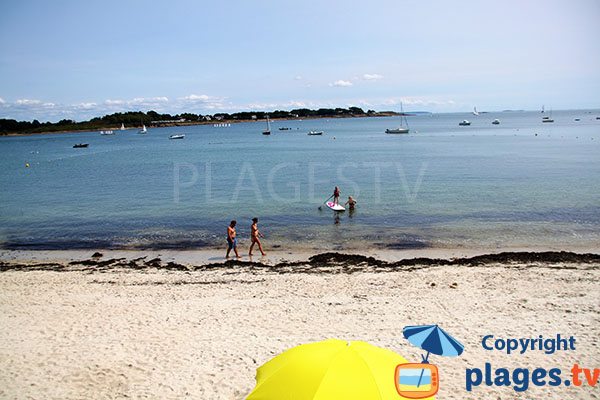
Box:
[0,258,598,399]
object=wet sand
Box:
[0,251,599,399]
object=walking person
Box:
[226,220,240,259]
[249,217,267,256]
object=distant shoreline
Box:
[1,112,403,137]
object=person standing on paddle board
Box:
[333,186,341,206]
[226,220,240,259]
[249,217,267,256]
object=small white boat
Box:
[262,115,271,135]
[492,119,500,125]
[120,123,125,130]
[308,131,323,135]
[137,124,148,134]
[473,107,479,116]
[169,134,185,139]
[100,130,115,135]
[459,120,471,126]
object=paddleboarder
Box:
[333,186,341,206]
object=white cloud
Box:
[131,96,168,103]
[295,76,303,80]
[246,102,278,110]
[76,102,97,109]
[382,97,457,107]
[104,99,124,105]
[329,80,353,87]
[284,100,307,108]
[180,94,211,101]
[363,73,383,81]
[16,99,41,105]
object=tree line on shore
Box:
[0,107,384,135]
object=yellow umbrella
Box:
[246,339,435,400]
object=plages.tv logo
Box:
[397,325,465,399]
[466,334,599,393]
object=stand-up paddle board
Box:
[326,202,345,212]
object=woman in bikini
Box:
[249,217,267,256]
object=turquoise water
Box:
[1,110,599,251]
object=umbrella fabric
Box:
[246,339,434,400]
[402,325,464,357]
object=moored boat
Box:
[386,102,410,134]
[262,115,271,135]
[169,134,185,139]
[385,128,409,134]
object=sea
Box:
[1,110,599,252]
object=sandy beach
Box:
[0,250,598,399]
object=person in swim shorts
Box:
[226,220,240,259]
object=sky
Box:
[0,0,599,122]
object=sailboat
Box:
[473,107,479,116]
[137,124,148,134]
[385,103,409,134]
[262,115,271,135]
[120,123,125,130]
[542,108,554,123]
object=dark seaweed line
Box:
[1,251,599,274]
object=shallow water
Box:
[1,110,599,250]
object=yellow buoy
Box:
[333,136,336,139]
[25,163,29,167]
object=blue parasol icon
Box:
[403,325,464,387]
